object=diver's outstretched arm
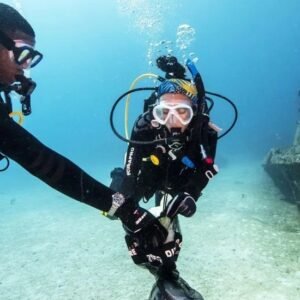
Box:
[0,107,113,211]
[0,105,167,242]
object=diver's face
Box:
[157,93,193,132]
[0,30,35,85]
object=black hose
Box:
[110,87,171,145]
[0,154,10,172]
[110,88,238,144]
[205,96,214,114]
[206,92,238,139]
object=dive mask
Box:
[0,30,43,69]
[152,102,194,126]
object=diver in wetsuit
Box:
[0,3,167,244]
[114,56,218,205]
[110,56,219,299]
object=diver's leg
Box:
[146,218,204,300]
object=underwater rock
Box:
[263,121,300,207]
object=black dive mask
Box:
[0,30,43,68]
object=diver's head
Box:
[0,3,42,86]
[153,79,197,132]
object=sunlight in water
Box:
[146,24,198,67]
[116,0,165,34]
[116,0,197,66]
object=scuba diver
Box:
[0,3,168,255]
[109,55,231,299]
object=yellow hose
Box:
[9,111,24,125]
[125,73,159,139]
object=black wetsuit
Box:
[116,110,217,204]
[0,100,113,212]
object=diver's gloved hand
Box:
[109,167,125,192]
[119,175,136,198]
[116,198,168,246]
[165,192,196,219]
[156,55,186,79]
[125,227,182,267]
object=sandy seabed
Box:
[0,161,299,300]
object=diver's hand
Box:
[116,199,168,246]
[156,55,186,79]
[165,192,196,219]
[125,227,182,268]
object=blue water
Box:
[3,0,300,167]
[1,1,300,299]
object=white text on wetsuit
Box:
[126,147,135,176]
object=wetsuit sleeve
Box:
[0,104,113,212]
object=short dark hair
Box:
[0,3,35,37]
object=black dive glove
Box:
[156,55,186,79]
[115,196,168,247]
[125,228,182,267]
[165,192,197,219]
